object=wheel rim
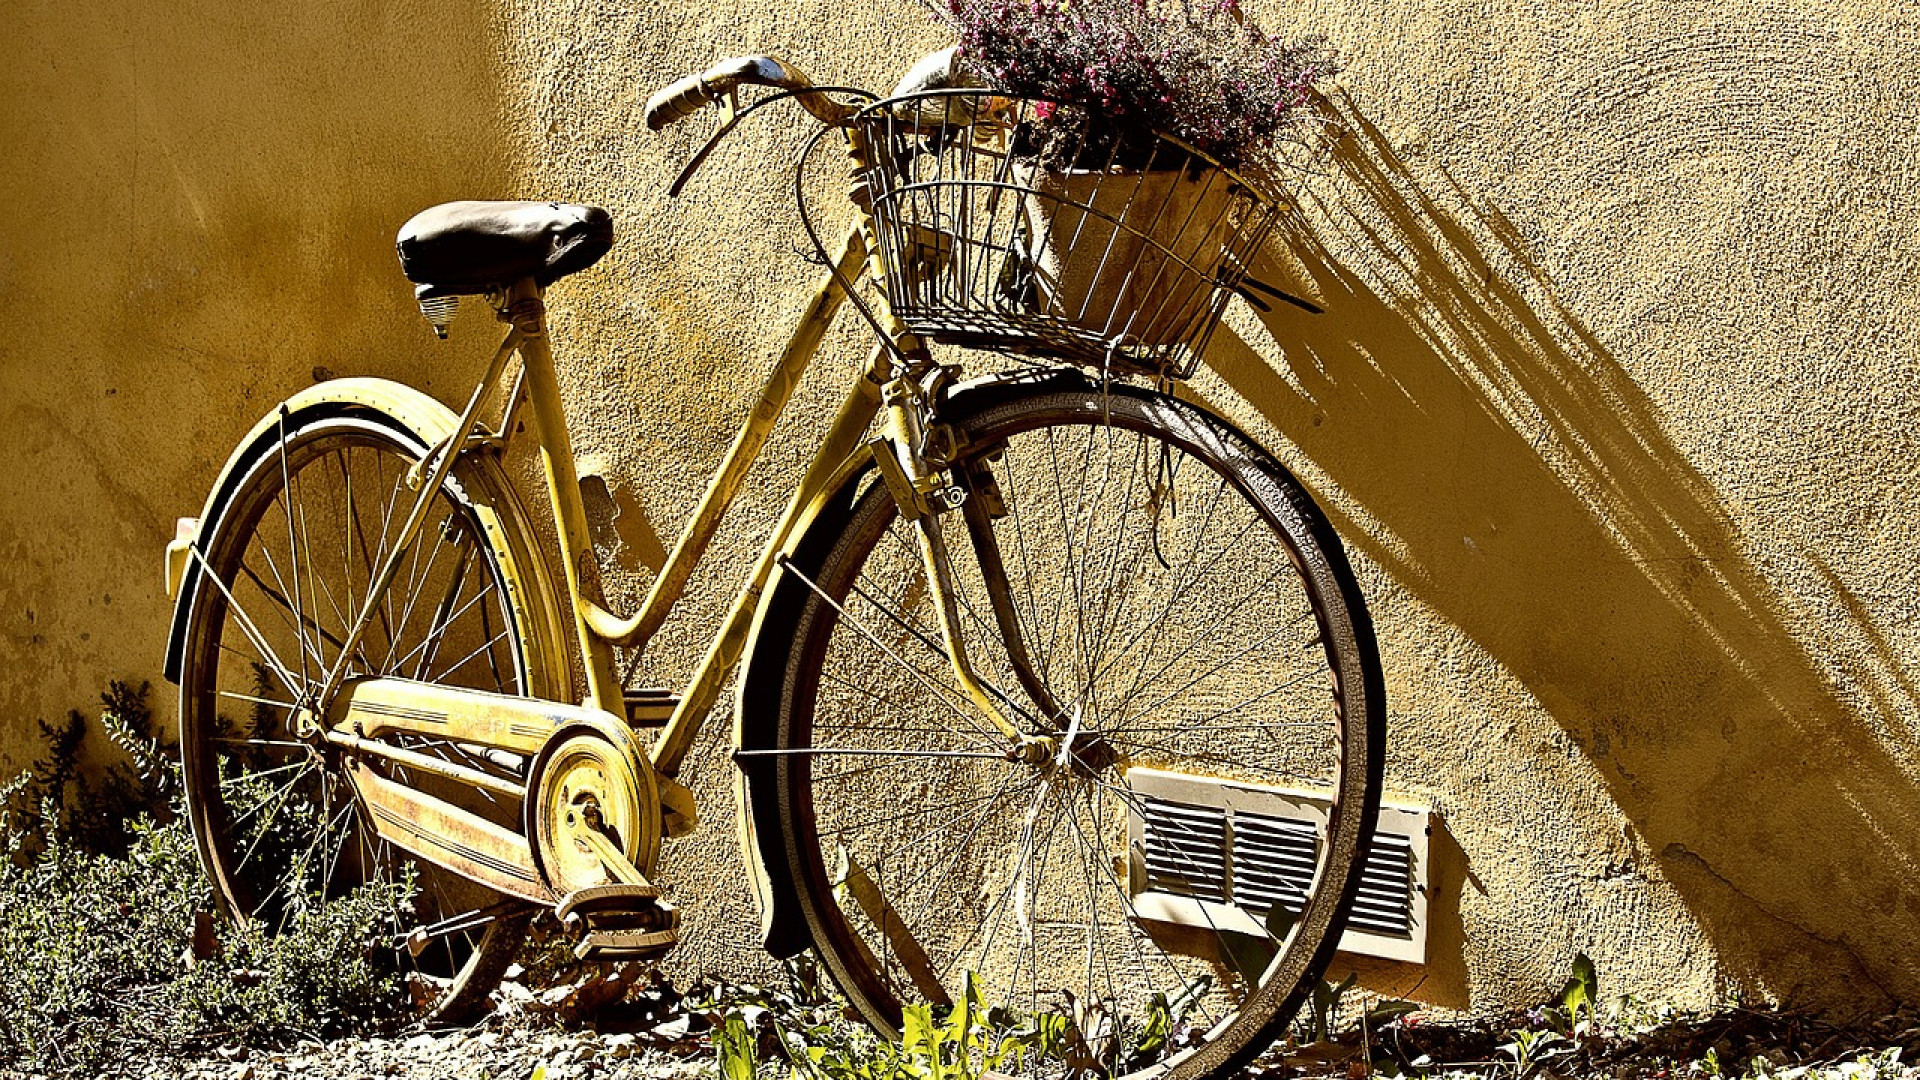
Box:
[179,416,532,1019]
[779,392,1378,1078]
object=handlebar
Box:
[643,55,856,130]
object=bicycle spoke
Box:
[1065,779,1228,1033]
[215,688,297,711]
[818,783,1031,841]
[384,517,453,672]
[188,544,303,701]
[784,556,1009,746]
[410,536,477,680]
[422,625,512,683]
[736,747,1012,760]
[390,573,498,676]
[238,555,346,664]
[1111,608,1317,736]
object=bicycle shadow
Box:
[1201,92,1920,1009]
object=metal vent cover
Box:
[1126,768,1431,965]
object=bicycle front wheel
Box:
[176,402,557,1023]
[770,382,1384,1080]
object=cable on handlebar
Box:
[664,85,878,198]
[789,112,921,372]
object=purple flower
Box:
[943,0,1335,165]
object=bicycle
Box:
[161,50,1385,1080]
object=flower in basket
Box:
[935,0,1336,173]
[874,3,1331,367]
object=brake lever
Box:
[663,85,877,199]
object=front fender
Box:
[162,378,477,684]
[729,366,1098,958]
[733,452,872,959]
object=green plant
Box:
[3,680,176,863]
[1557,953,1599,1039]
[1292,971,1358,1045]
[0,688,419,1077]
[1497,1025,1573,1078]
[705,966,1206,1080]
[716,974,1029,1080]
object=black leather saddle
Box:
[396,200,613,296]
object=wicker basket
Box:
[856,92,1281,378]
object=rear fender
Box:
[162,378,496,685]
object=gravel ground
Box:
[123,1026,711,1080]
[25,988,1916,1080]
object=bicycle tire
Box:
[768,381,1384,1079]
[177,400,559,1024]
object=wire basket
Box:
[853,91,1283,379]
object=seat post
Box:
[507,277,626,715]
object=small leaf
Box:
[1560,952,1598,1036]
[1220,931,1279,986]
[719,1013,758,1080]
[903,1004,937,1056]
[1364,999,1419,1026]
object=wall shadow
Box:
[1204,92,1920,1010]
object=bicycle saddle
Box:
[396,200,613,297]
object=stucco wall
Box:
[3,0,1915,1015]
[0,0,516,756]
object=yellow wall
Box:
[3,0,1915,1014]
[0,0,514,752]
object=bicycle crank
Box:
[325,676,685,961]
[528,728,681,962]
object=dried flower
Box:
[933,0,1334,169]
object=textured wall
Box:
[1198,0,1920,1010]
[3,0,1915,1015]
[0,0,516,759]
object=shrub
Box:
[0,684,412,1077]
[4,680,176,863]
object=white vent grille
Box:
[1127,769,1430,964]
[1142,801,1229,901]
[1230,812,1318,916]
[1349,832,1414,937]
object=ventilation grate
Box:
[1127,769,1430,964]
[1226,811,1317,916]
[1141,800,1228,901]
[1348,832,1414,936]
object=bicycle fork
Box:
[868,370,1059,764]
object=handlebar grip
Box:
[645,57,788,131]
[644,71,720,131]
[645,56,854,131]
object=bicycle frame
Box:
[318,126,1029,880]
[548,223,889,771]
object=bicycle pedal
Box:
[573,926,678,963]
[555,882,662,919]
[558,884,681,962]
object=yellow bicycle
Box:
[162,51,1385,1080]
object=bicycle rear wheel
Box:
[769,382,1384,1079]
[176,402,556,1023]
